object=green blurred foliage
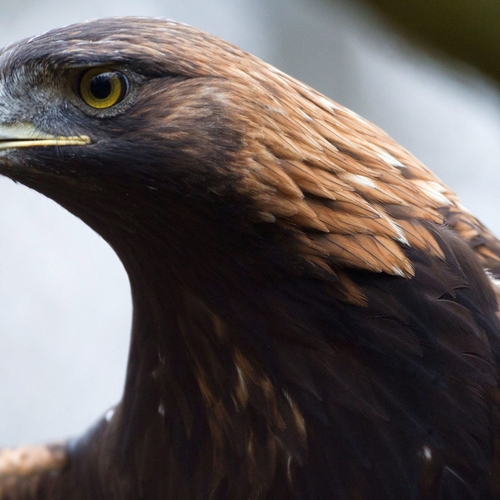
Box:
[355,0,500,85]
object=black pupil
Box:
[90,73,113,99]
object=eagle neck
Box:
[107,240,303,498]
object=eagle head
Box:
[1,17,500,500]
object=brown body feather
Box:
[0,17,500,500]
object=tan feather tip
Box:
[0,444,67,478]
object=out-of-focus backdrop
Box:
[0,0,499,447]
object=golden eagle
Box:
[0,17,499,500]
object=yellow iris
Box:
[79,68,128,109]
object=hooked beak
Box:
[0,123,90,150]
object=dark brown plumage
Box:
[0,17,500,500]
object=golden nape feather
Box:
[225,61,500,279]
[0,16,500,500]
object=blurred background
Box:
[0,0,499,447]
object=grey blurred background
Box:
[0,0,499,447]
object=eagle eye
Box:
[77,68,130,109]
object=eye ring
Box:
[77,68,130,109]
